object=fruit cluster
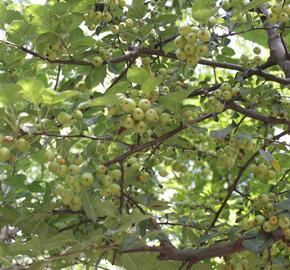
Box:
[249,162,277,181]
[240,47,262,68]
[45,41,63,61]
[267,3,290,24]
[56,110,83,126]
[47,150,121,211]
[241,193,290,239]
[0,137,31,162]
[174,25,211,65]
[114,96,172,135]
[216,137,256,169]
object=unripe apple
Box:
[57,112,71,125]
[118,0,126,8]
[145,108,159,122]
[68,164,80,175]
[213,101,224,113]
[257,163,268,175]
[0,147,10,162]
[253,47,261,55]
[48,161,58,173]
[187,55,199,65]
[80,172,94,187]
[96,164,107,175]
[222,0,231,10]
[269,215,278,226]
[121,98,136,113]
[72,110,83,120]
[284,5,290,15]
[44,150,55,162]
[220,82,231,91]
[160,113,172,125]
[55,184,65,196]
[125,18,134,28]
[92,56,103,67]
[278,216,290,229]
[254,215,265,225]
[70,201,81,211]
[185,32,197,43]
[110,169,121,179]
[100,175,112,187]
[222,91,232,101]
[196,44,209,57]
[123,116,135,129]
[111,25,119,34]
[132,108,145,120]
[253,55,262,66]
[110,183,121,195]
[262,221,274,232]
[231,86,240,96]
[267,13,278,24]
[176,49,187,60]
[61,189,73,205]
[214,89,222,99]
[65,175,76,185]
[56,165,67,177]
[279,12,289,23]
[71,153,84,165]
[267,170,276,179]
[135,121,147,134]
[103,12,112,22]
[271,3,282,14]
[138,171,150,182]
[179,25,192,36]
[184,43,196,55]
[197,29,211,43]
[119,22,126,30]
[95,11,102,20]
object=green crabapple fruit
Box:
[44,150,55,162]
[0,147,10,162]
[132,108,145,120]
[121,98,136,113]
[197,29,211,43]
[80,172,94,187]
[57,112,71,125]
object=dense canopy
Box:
[0,0,289,269]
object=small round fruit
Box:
[187,55,199,65]
[72,110,83,120]
[220,82,231,91]
[102,12,112,22]
[0,147,10,162]
[179,25,192,36]
[80,172,94,187]
[145,108,159,122]
[92,56,103,67]
[125,18,133,28]
[253,47,261,55]
[254,215,265,226]
[111,25,119,34]
[71,154,84,165]
[278,216,290,229]
[65,175,76,185]
[262,221,274,233]
[138,171,150,182]
[185,32,197,43]
[48,162,58,173]
[96,164,107,175]
[44,150,55,162]
[100,175,112,187]
[119,22,126,30]
[279,12,289,23]
[267,13,278,24]
[56,165,67,177]
[132,108,145,120]
[253,55,262,66]
[121,98,136,113]
[222,0,230,10]
[176,49,187,60]
[110,183,121,195]
[196,44,209,57]
[57,112,71,125]
[271,3,282,14]
[197,29,211,43]
[55,184,65,196]
[68,164,80,175]
[184,43,196,55]
[160,113,172,125]
[214,89,223,99]
[110,169,121,179]
[222,91,232,101]
[15,138,30,152]
[231,86,240,96]
[61,189,73,205]
[135,121,147,134]
[123,116,135,129]
[118,0,126,8]
[269,215,279,226]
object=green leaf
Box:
[24,5,55,34]
[128,0,146,19]
[127,67,151,85]
[141,77,162,94]
[236,0,271,14]
[0,3,7,28]
[42,89,79,105]
[28,261,46,270]
[82,94,119,108]
[18,79,45,105]
[0,83,23,106]
[5,174,27,189]
[85,66,106,89]
[159,89,192,114]
[210,121,237,139]
[81,188,97,221]
[42,231,75,250]
[259,149,274,163]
